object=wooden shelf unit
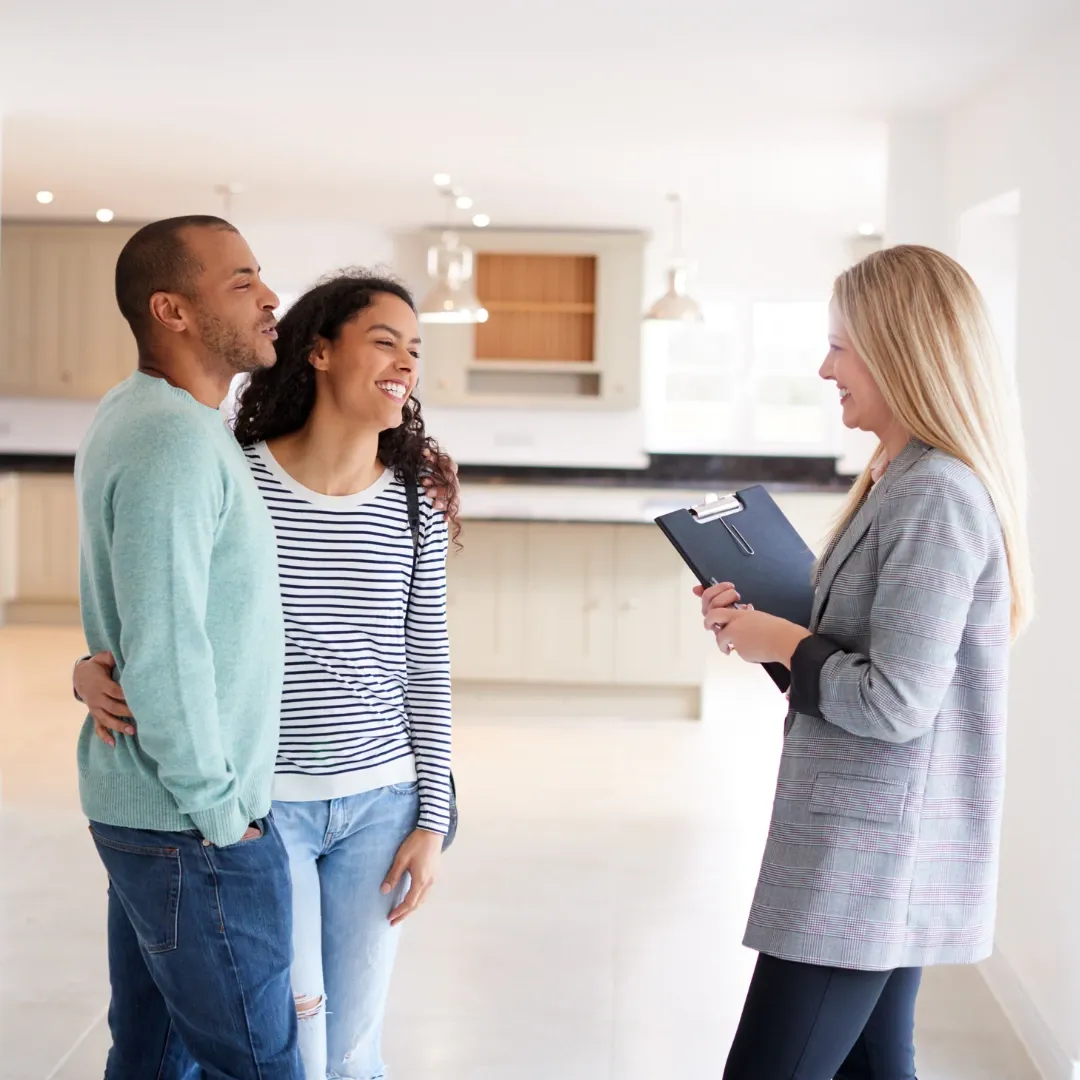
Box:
[476,253,597,364]
[405,228,645,410]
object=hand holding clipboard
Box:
[654,486,816,692]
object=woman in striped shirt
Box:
[77,270,458,1080]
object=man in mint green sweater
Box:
[75,216,302,1079]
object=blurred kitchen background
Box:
[1,2,1078,1078]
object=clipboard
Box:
[654,485,816,692]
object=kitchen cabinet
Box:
[0,475,17,618]
[5,473,81,623]
[446,522,527,680]
[612,526,705,686]
[399,229,644,410]
[0,223,138,399]
[446,521,709,696]
[522,523,616,684]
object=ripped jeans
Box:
[273,786,420,1080]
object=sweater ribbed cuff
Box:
[190,799,251,849]
[789,634,844,719]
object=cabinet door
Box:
[79,228,140,396]
[0,224,137,399]
[0,475,18,604]
[612,526,706,686]
[0,227,38,395]
[16,475,80,602]
[523,523,615,683]
[446,522,526,680]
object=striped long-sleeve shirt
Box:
[244,442,453,834]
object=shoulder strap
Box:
[401,476,421,737]
[404,476,421,565]
[402,469,458,850]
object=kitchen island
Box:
[450,483,844,718]
[0,464,846,719]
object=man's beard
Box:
[196,309,269,374]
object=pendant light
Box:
[418,188,489,324]
[644,193,703,323]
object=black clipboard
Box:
[654,485,816,692]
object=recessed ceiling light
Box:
[472,214,491,228]
[96,209,115,223]
[36,190,54,204]
[433,172,451,187]
[456,195,473,210]
[857,222,876,236]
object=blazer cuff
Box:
[789,634,843,719]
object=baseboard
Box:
[981,949,1080,1080]
[454,679,701,720]
[4,600,81,625]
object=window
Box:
[644,299,839,455]
[643,305,743,453]
[749,301,834,449]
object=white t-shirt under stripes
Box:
[244,442,453,835]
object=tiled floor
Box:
[0,625,1039,1079]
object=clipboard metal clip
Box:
[689,492,756,557]
[689,492,742,523]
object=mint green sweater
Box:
[76,373,284,847]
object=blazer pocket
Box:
[809,773,908,825]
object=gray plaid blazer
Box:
[743,439,1011,971]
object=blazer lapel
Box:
[810,439,932,630]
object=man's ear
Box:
[147,291,193,335]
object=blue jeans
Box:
[273,784,421,1080]
[90,816,302,1080]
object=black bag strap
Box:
[402,471,458,851]
[404,477,422,567]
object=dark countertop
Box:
[0,454,79,473]
[0,451,852,492]
[456,453,848,490]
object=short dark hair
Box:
[115,215,238,337]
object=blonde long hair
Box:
[830,245,1032,637]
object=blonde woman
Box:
[700,246,1032,1079]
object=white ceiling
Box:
[0,0,1072,243]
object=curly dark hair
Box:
[233,269,460,540]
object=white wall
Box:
[957,192,1020,373]
[233,221,396,308]
[885,114,948,250]
[946,18,1080,1080]
[832,115,953,478]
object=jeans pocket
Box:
[215,818,268,850]
[388,781,420,796]
[239,819,265,842]
[89,826,182,954]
